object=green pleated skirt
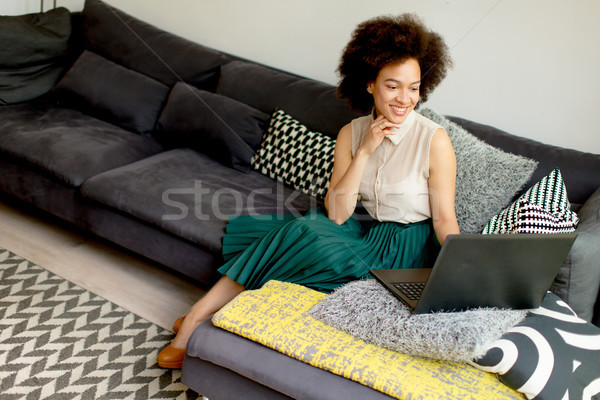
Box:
[218,206,439,293]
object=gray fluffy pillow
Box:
[419,109,538,234]
[309,279,527,363]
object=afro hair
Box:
[337,14,453,114]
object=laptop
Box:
[370,233,577,314]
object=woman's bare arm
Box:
[428,128,460,244]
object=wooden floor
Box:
[0,199,205,331]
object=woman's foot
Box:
[172,316,185,333]
[157,343,186,369]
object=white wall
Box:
[3,0,599,154]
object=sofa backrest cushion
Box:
[54,50,170,136]
[217,60,359,139]
[0,7,72,104]
[447,116,600,209]
[155,82,270,171]
[81,0,228,91]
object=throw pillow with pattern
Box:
[483,168,579,234]
[471,292,600,400]
[251,109,336,201]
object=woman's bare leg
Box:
[171,275,245,348]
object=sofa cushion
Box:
[251,109,335,201]
[0,7,72,104]
[155,82,269,171]
[420,109,538,234]
[80,149,315,253]
[81,0,228,90]
[217,60,359,139]
[551,186,600,323]
[54,50,170,136]
[0,101,163,187]
[447,115,600,209]
[471,292,600,400]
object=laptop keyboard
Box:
[393,282,425,301]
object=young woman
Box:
[158,13,459,369]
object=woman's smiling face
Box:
[367,58,421,125]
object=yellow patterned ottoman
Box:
[212,280,524,400]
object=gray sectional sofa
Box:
[1,1,599,398]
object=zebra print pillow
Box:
[471,292,600,399]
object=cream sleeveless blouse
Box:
[351,111,442,224]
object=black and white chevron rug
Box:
[0,247,200,399]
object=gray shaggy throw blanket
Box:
[309,280,528,363]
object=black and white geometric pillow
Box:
[510,199,578,234]
[471,292,600,400]
[251,109,336,201]
[483,168,579,234]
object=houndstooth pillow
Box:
[251,109,336,200]
[483,168,579,234]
